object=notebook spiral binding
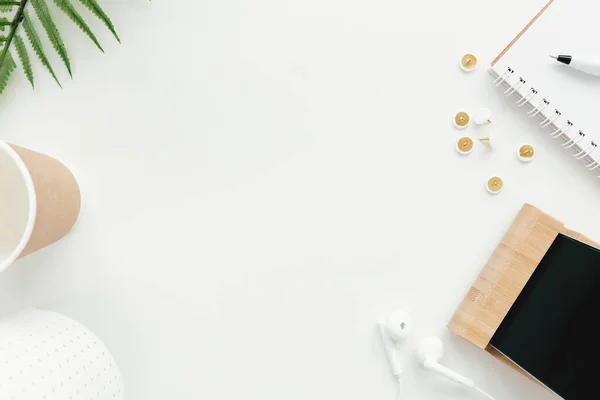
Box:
[490,66,600,176]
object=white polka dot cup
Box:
[0,309,123,400]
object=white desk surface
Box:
[0,0,596,398]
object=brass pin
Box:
[453,111,471,129]
[473,108,493,125]
[486,176,504,194]
[460,54,478,72]
[478,136,493,148]
[456,136,474,154]
[518,144,535,162]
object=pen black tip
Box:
[552,55,572,65]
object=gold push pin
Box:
[453,111,471,129]
[460,53,478,72]
[486,176,504,194]
[518,144,535,162]
[456,136,474,155]
[478,136,493,148]
[473,107,493,125]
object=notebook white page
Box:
[490,0,600,171]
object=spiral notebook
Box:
[490,0,600,176]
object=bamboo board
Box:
[448,203,599,384]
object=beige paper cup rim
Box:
[0,141,37,272]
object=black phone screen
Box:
[490,234,600,399]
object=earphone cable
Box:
[395,375,403,400]
[474,386,496,400]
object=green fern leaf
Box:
[14,34,33,88]
[31,0,71,76]
[0,1,19,12]
[52,0,103,52]
[77,0,119,43]
[0,17,9,31]
[23,12,60,86]
[0,49,16,94]
[0,0,120,95]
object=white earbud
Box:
[377,310,413,377]
[416,336,497,400]
[417,336,475,387]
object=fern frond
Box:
[0,17,9,31]
[23,12,60,86]
[77,0,119,42]
[14,34,33,87]
[0,49,16,94]
[31,0,71,76]
[0,1,19,12]
[52,0,102,52]
[0,0,120,95]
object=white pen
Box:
[550,55,600,77]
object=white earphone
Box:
[417,336,475,387]
[377,311,496,400]
[377,310,413,399]
[377,310,413,377]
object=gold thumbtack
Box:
[456,136,474,155]
[518,144,535,162]
[473,108,493,125]
[460,53,478,72]
[453,112,471,129]
[486,176,504,194]
[478,136,493,148]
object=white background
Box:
[0,0,597,398]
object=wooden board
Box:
[448,203,599,385]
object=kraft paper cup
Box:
[0,142,81,271]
